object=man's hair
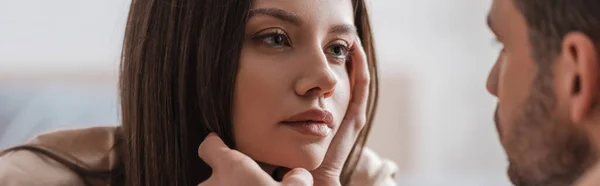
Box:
[514,0,600,66]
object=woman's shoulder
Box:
[26,126,118,157]
[0,126,119,186]
[351,147,398,186]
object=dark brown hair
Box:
[117,0,250,185]
[513,0,600,67]
[1,0,378,185]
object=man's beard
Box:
[501,77,596,186]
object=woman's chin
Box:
[249,147,327,171]
[236,134,332,172]
[277,156,323,171]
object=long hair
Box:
[0,0,378,185]
[118,0,250,185]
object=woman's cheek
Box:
[333,67,352,123]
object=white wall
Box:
[365,1,510,185]
[0,0,510,185]
[0,0,128,79]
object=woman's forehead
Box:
[250,0,355,26]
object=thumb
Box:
[281,168,313,186]
[198,133,230,168]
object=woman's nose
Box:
[294,50,338,98]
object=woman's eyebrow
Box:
[249,8,357,36]
[249,8,301,26]
[329,24,358,36]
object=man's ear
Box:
[562,32,599,124]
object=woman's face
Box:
[234,0,356,170]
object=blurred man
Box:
[486,0,600,185]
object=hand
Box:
[198,133,313,186]
[310,37,371,186]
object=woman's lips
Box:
[281,109,334,137]
[280,121,332,137]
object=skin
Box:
[234,0,356,171]
[487,0,599,185]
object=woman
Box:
[0,0,397,185]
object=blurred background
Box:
[0,0,507,185]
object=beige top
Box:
[0,126,397,186]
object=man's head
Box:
[486,0,600,185]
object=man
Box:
[486,0,600,185]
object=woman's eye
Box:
[261,34,290,47]
[327,44,349,59]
